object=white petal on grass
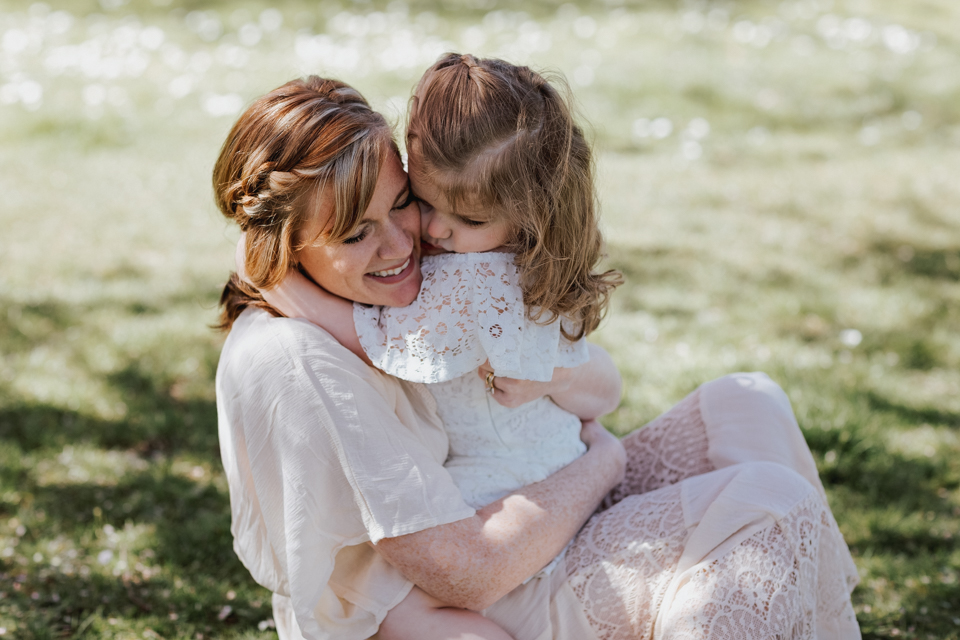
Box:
[681,140,703,160]
[48,11,75,35]
[3,29,31,55]
[83,84,106,106]
[680,11,705,34]
[168,75,193,98]
[840,329,863,347]
[687,117,711,139]
[259,9,283,32]
[572,65,594,87]
[632,118,650,139]
[844,17,872,42]
[573,16,597,39]
[901,110,922,130]
[650,117,673,139]
[858,125,880,146]
[882,24,918,54]
[732,20,757,44]
[139,26,165,50]
[203,93,244,117]
[747,126,770,146]
[238,23,262,47]
[461,26,486,49]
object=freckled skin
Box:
[376,418,626,611]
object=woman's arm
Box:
[477,343,622,419]
[375,420,626,611]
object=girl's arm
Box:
[375,419,626,611]
[261,268,370,365]
[234,234,369,363]
[478,343,622,420]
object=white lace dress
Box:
[354,251,589,512]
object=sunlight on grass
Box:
[2,0,959,637]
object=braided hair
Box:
[212,76,395,331]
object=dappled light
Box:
[1,0,959,638]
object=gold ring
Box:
[485,371,496,394]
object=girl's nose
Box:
[423,208,450,240]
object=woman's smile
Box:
[297,153,423,308]
[368,256,413,279]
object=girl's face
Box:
[297,153,423,307]
[408,151,513,256]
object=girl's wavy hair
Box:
[212,76,395,331]
[408,53,622,340]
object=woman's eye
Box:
[342,229,368,245]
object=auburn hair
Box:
[212,76,395,331]
[408,53,621,340]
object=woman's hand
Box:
[376,417,627,611]
[580,419,627,485]
[476,362,573,409]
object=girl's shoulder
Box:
[421,250,516,268]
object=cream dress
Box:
[217,308,862,640]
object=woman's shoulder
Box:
[220,308,373,384]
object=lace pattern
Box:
[605,388,712,509]
[353,252,589,384]
[566,383,860,639]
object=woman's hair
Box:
[213,76,395,331]
[408,53,622,340]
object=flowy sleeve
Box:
[354,252,590,384]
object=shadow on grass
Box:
[24,468,241,574]
[0,563,272,639]
[865,391,960,428]
[0,368,219,455]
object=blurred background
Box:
[1,0,958,637]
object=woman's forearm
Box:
[549,343,622,419]
[375,421,626,610]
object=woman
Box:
[214,76,861,639]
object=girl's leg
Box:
[375,586,515,640]
[565,462,861,640]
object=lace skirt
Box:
[563,372,861,640]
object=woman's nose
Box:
[381,215,415,260]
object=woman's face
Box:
[297,153,423,307]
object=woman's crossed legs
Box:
[565,372,861,640]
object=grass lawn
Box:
[1,0,958,637]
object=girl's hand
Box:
[235,232,252,283]
[477,344,622,419]
[476,361,574,409]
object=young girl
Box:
[250,53,621,638]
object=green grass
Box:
[2,0,959,637]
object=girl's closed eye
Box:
[393,189,416,211]
[458,216,488,228]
